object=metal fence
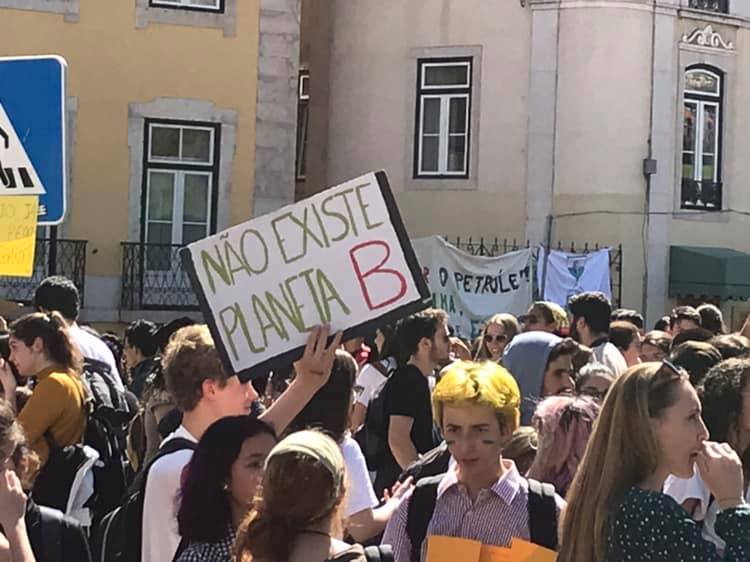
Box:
[445,236,623,307]
[120,242,199,311]
[0,238,88,305]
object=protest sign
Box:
[426,536,555,562]
[412,236,533,339]
[0,196,38,277]
[181,171,430,380]
[537,248,611,307]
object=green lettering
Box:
[321,193,351,242]
[252,294,285,348]
[316,269,351,322]
[355,182,384,230]
[299,268,327,322]
[240,229,269,274]
[284,274,314,332]
[266,287,305,333]
[335,188,359,237]
[201,246,232,294]
[218,303,264,359]
[223,239,252,284]
[271,212,295,264]
[310,203,331,248]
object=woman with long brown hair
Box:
[235,430,388,562]
[0,312,86,467]
[559,362,750,562]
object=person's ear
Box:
[31,337,44,355]
[202,378,218,400]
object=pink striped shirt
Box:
[381,460,566,562]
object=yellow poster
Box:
[0,196,38,277]
[427,536,557,562]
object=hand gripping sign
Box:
[181,171,431,381]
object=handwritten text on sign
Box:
[182,171,428,377]
[0,196,38,277]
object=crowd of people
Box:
[0,276,748,562]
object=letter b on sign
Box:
[349,241,407,311]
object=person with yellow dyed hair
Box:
[381,361,566,562]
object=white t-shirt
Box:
[69,324,124,391]
[592,341,628,376]
[341,436,378,518]
[664,470,750,552]
[141,425,198,562]
[354,358,396,406]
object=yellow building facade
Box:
[0,0,302,325]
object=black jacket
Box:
[25,499,92,562]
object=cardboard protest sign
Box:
[181,171,430,381]
[426,536,555,562]
[412,236,533,339]
[0,196,38,277]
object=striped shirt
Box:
[381,460,566,562]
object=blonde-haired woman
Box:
[474,314,520,363]
[559,362,750,562]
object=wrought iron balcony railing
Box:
[121,242,199,311]
[0,238,88,305]
[681,178,723,211]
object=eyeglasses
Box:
[579,387,608,401]
[484,334,508,343]
[661,359,683,376]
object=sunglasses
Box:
[521,315,539,324]
[484,334,508,343]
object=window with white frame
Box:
[142,120,220,269]
[414,58,472,179]
[296,71,310,181]
[682,66,723,209]
[149,0,223,12]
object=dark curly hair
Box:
[698,358,750,471]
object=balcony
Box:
[688,0,729,13]
[121,242,199,311]
[0,238,88,305]
[681,178,723,211]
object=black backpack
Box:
[354,362,396,469]
[405,474,558,562]
[32,359,137,526]
[93,437,197,562]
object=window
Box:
[414,58,472,179]
[149,0,223,12]
[295,71,310,181]
[681,67,723,210]
[688,0,728,13]
[142,120,220,269]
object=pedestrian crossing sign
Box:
[0,103,45,196]
[0,56,67,225]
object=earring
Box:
[223,483,229,491]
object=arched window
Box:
[681,67,723,210]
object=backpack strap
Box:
[37,505,64,562]
[364,545,394,562]
[406,474,443,562]
[526,478,558,551]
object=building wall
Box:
[0,0,260,322]
[302,0,750,321]
[318,0,532,240]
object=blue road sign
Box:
[0,56,67,225]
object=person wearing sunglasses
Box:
[575,362,615,403]
[474,314,519,363]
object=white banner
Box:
[181,171,430,380]
[412,236,533,339]
[537,248,612,307]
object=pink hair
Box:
[526,395,600,497]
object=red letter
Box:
[349,240,407,311]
